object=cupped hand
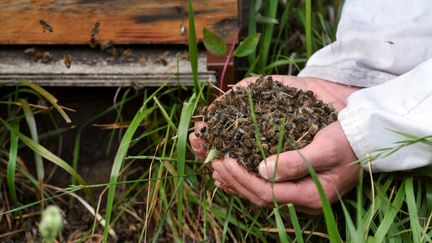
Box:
[189,75,359,159]
[211,121,360,215]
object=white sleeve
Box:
[297,0,432,172]
[298,0,432,87]
[339,59,432,172]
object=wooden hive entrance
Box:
[0,0,240,87]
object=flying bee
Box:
[63,53,72,68]
[39,19,53,32]
[91,22,100,37]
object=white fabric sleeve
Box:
[296,0,432,172]
[298,0,432,87]
[339,59,432,172]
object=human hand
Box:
[189,75,359,159]
[211,121,360,215]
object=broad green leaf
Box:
[234,33,261,57]
[203,28,227,56]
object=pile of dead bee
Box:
[199,76,338,172]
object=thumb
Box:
[257,124,341,181]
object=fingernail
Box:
[224,161,233,171]
[214,181,222,188]
[191,143,202,151]
[212,162,222,171]
[258,159,275,180]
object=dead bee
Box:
[41,51,53,63]
[122,48,132,57]
[63,53,72,68]
[24,47,39,58]
[39,19,53,32]
[108,47,118,56]
[154,57,168,66]
[24,48,53,63]
[137,57,145,66]
[154,51,169,65]
[91,22,100,37]
[99,40,113,51]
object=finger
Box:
[214,180,236,195]
[212,170,226,185]
[258,137,336,182]
[189,132,207,160]
[258,122,353,182]
[225,159,341,208]
[212,160,265,204]
[194,121,207,135]
[269,75,308,91]
[271,164,359,211]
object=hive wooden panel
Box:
[0,0,238,44]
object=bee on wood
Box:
[89,37,98,49]
[100,40,113,51]
[108,47,118,56]
[154,56,168,66]
[24,47,40,59]
[91,22,100,37]
[39,19,53,32]
[122,48,132,58]
[42,51,53,63]
[63,54,72,68]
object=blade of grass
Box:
[340,196,362,243]
[221,197,235,242]
[288,204,304,243]
[247,0,257,66]
[6,119,19,205]
[258,0,278,72]
[373,181,406,243]
[299,153,341,242]
[273,206,289,242]
[19,99,44,186]
[405,177,421,243]
[0,117,91,199]
[187,0,200,93]
[18,80,71,123]
[153,96,177,132]
[305,0,312,58]
[247,91,266,161]
[176,92,198,233]
[102,104,156,242]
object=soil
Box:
[199,76,337,172]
